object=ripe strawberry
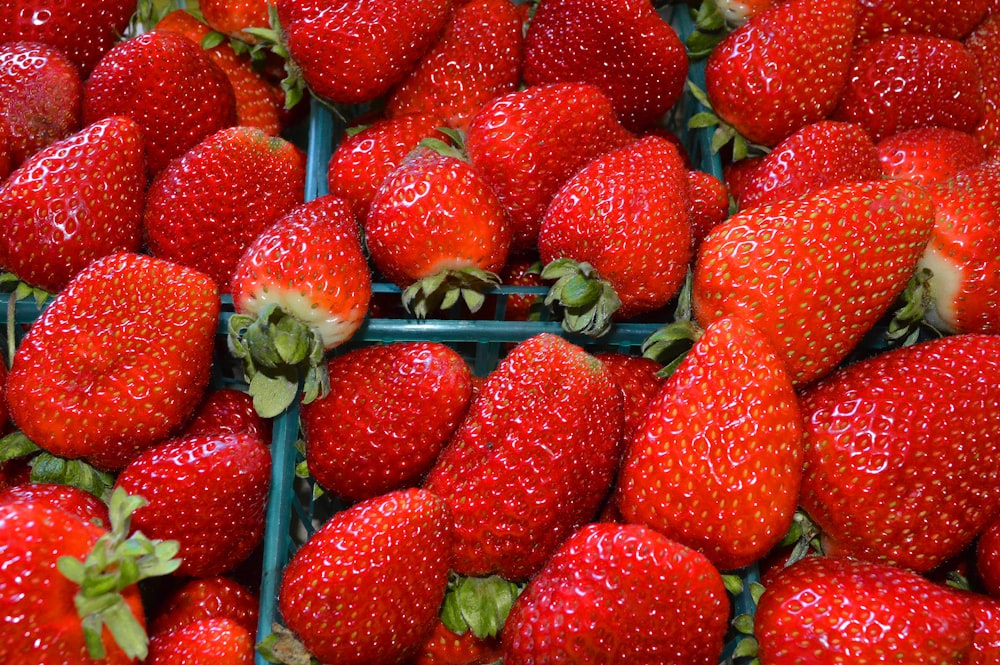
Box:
[705,0,857,148]
[327,113,449,224]
[502,522,729,664]
[114,432,271,578]
[409,619,501,665]
[6,252,219,471]
[465,82,634,252]
[82,30,238,177]
[799,333,1000,572]
[149,577,259,637]
[147,617,254,665]
[385,0,524,131]
[423,333,624,580]
[275,488,453,665]
[714,0,779,26]
[877,126,989,186]
[199,0,271,42]
[301,341,473,503]
[593,351,665,450]
[496,256,546,322]
[273,0,452,105]
[693,179,936,385]
[617,317,803,571]
[687,168,731,252]
[978,517,1000,598]
[0,481,109,529]
[522,0,687,132]
[732,120,883,211]
[229,195,372,417]
[538,134,692,336]
[0,116,145,293]
[756,556,975,663]
[833,34,985,142]
[143,125,305,292]
[919,161,1000,334]
[965,12,1000,158]
[0,0,134,75]
[181,388,272,446]
[0,116,11,181]
[856,0,990,42]
[0,41,81,170]
[366,146,513,317]
[958,591,1000,664]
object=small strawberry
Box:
[877,126,989,186]
[799,333,1000,572]
[958,590,1000,664]
[502,522,730,664]
[965,11,1000,158]
[147,617,254,665]
[199,0,271,42]
[149,577,259,637]
[687,168,731,252]
[0,481,109,529]
[593,351,666,451]
[856,0,990,42]
[978,516,1000,598]
[6,252,219,471]
[301,341,473,503]
[181,388,272,446]
[408,619,502,665]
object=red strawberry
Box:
[465,82,634,252]
[958,591,1000,664]
[755,556,975,663]
[833,34,985,142]
[365,146,513,317]
[978,517,1000,598]
[115,432,271,578]
[798,333,1000,572]
[0,41,81,170]
[0,116,145,293]
[385,0,524,131]
[326,113,450,224]
[275,488,453,665]
[856,0,990,42]
[82,30,238,177]
[693,179,936,385]
[0,481,109,528]
[0,0,134,76]
[199,0,271,42]
[423,333,624,580]
[705,0,857,148]
[877,126,989,186]
[732,120,883,211]
[714,0,780,26]
[617,316,804,571]
[229,195,372,417]
[301,341,473,503]
[495,256,546,322]
[538,134,692,335]
[919,160,1000,335]
[593,351,665,450]
[522,0,687,133]
[687,168,731,252]
[181,388,272,446]
[147,617,254,665]
[502,522,729,664]
[409,619,502,665]
[0,116,11,181]
[143,125,306,292]
[6,252,219,471]
[150,577,259,637]
[965,11,1000,158]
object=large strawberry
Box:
[502,522,730,664]
[0,116,145,293]
[693,179,935,385]
[522,0,687,133]
[798,333,1000,572]
[877,126,989,186]
[229,195,372,417]
[423,333,624,580]
[6,252,219,471]
[274,488,453,665]
[143,125,306,292]
[855,0,990,41]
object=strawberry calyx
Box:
[440,573,524,640]
[541,258,622,338]
[56,486,182,661]
[241,6,305,109]
[2,272,52,367]
[29,451,116,502]
[686,81,769,161]
[685,0,733,60]
[885,266,943,347]
[256,623,314,665]
[641,270,703,376]
[402,267,502,319]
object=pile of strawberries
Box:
[0,0,999,663]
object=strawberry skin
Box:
[966,12,1000,158]
[693,179,935,386]
[877,126,989,186]
[0,481,110,529]
[149,577,259,637]
[6,252,219,471]
[147,617,254,665]
[181,388,272,445]
[978,517,1000,598]
[502,522,730,664]
[856,0,990,41]
[799,333,1000,572]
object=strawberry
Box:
[114,431,271,578]
[877,126,989,186]
[0,481,109,529]
[692,179,935,386]
[0,0,134,76]
[959,591,1000,664]
[502,522,730,664]
[149,577,259,637]
[0,41,82,170]
[833,34,985,142]
[423,333,624,580]
[798,333,1000,572]
[965,11,1000,158]
[522,0,688,133]
[705,0,857,148]
[538,134,692,336]
[199,0,271,42]
[272,0,453,106]
[326,114,450,224]
[856,0,990,42]
[146,617,254,665]
[6,252,219,471]
[301,341,473,503]
[229,194,372,417]
[408,619,501,665]
[732,120,883,211]
[181,388,272,445]
[593,351,666,450]
[687,168,731,252]
[82,30,238,177]
[495,256,546,322]
[617,316,803,571]
[365,146,513,317]
[978,516,1000,598]
[919,160,1000,335]
[274,488,453,665]
[714,0,780,26]
[0,116,11,181]
[755,555,975,663]
[385,0,524,131]
[143,125,306,292]
[465,82,634,253]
